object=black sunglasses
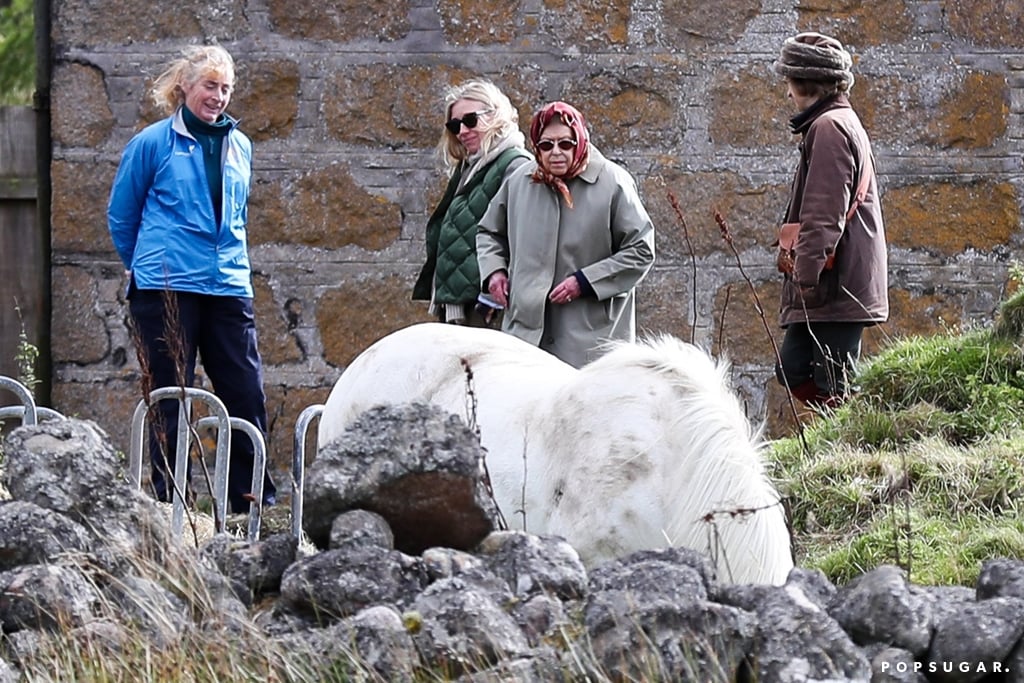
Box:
[445,111,487,135]
[536,138,577,153]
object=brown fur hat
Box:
[774,32,854,91]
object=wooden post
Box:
[0,105,43,395]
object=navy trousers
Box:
[776,321,866,399]
[129,286,277,513]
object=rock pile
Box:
[1,409,1022,682]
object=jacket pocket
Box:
[785,269,838,310]
[604,293,627,322]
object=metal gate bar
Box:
[291,403,324,541]
[0,375,39,425]
[6,373,303,545]
[129,387,234,538]
[195,415,266,541]
[0,404,65,423]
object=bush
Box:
[0,0,34,105]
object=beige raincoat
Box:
[477,146,655,368]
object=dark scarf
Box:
[183,106,232,224]
[789,94,847,135]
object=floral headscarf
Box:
[529,101,590,208]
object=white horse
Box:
[318,322,793,585]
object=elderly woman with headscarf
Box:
[773,32,888,407]
[477,101,656,368]
[412,79,531,326]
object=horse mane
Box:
[578,334,789,583]
[590,333,767,445]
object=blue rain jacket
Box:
[107,108,254,296]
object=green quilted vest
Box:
[413,148,528,303]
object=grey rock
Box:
[751,587,871,682]
[2,419,175,567]
[1006,637,1024,683]
[280,544,426,622]
[509,593,567,647]
[828,565,933,656]
[411,576,532,676]
[976,557,1024,600]
[194,564,251,634]
[0,628,41,667]
[0,656,17,683]
[590,551,708,606]
[344,604,421,681]
[420,546,514,604]
[66,618,130,655]
[272,605,420,680]
[421,546,488,582]
[585,591,756,683]
[787,566,838,610]
[102,573,190,648]
[0,563,101,632]
[252,601,321,638]
[925,596,1024,683]
[200,531,297,605]
[0,500,94,570]
[329,508,394,550]
[3,419,121,513]
[717,581,778,612]
[917,583,975,629]
[303,403,500,553]
[476,530,587,601]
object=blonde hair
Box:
[150,44,235,115]
[436,79,520,177]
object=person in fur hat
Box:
[772,32,889,408]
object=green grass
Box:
[774,436,1024,585]
[808,330,1024,448]
[770,290,1024,586]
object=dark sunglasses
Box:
[445,111,487,135]
[536,138,577,152]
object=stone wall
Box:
[47,0,1024,491]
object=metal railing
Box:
[291,403,324,541]
[196,415,266,541]
[128,387,265,541]
[0,375,65,425]
[5,374,323,546]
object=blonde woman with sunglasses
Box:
[412,79,531,326]
[477,101,656,368]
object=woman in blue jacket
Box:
[108,44,275,513]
